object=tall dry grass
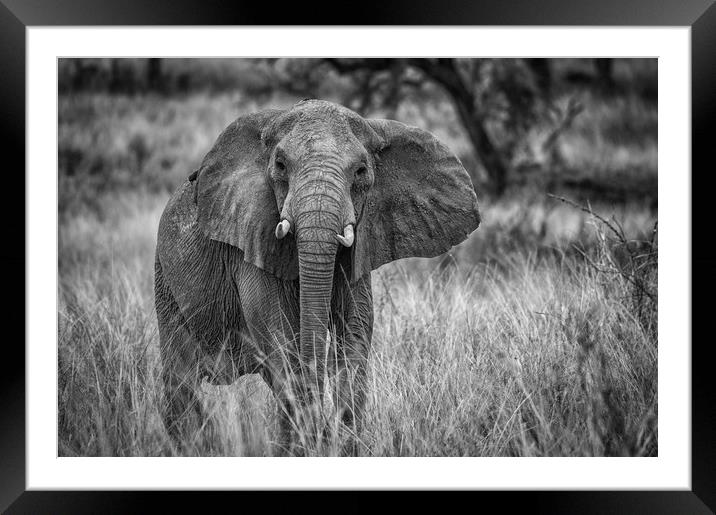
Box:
[58,188,657,456]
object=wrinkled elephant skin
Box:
[154,99,481,454]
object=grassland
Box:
[58,66,657,456]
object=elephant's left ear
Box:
[352,119,481,281]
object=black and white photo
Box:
[58,57,658,457]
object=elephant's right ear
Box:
[194,109,299,280]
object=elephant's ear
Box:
[352,119,481,281]
[195,109,299,280]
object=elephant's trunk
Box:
[293,167,345,404]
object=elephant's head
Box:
[194,99,480,399]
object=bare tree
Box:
[321,58,552,196]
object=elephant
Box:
[154,99,481,455]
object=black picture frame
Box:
[3,0,713,512]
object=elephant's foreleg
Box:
[258,335,307,455]
[260,367,300,455]
[330,274,373,455]
[329,338,370,456]
[236,264,302,454]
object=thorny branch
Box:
[548,194,657,305]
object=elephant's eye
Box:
[352,163,372,192]
[271,155,289,183]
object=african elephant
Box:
[154,99,480,454]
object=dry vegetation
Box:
[58,59,657,456]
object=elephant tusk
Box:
[335,224,354,247]
[275,219,291,239]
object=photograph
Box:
[57,57,658,458]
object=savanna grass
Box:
[58,189,657,456]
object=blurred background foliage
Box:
[59,58,656,215]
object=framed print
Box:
[4,0,715,512]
